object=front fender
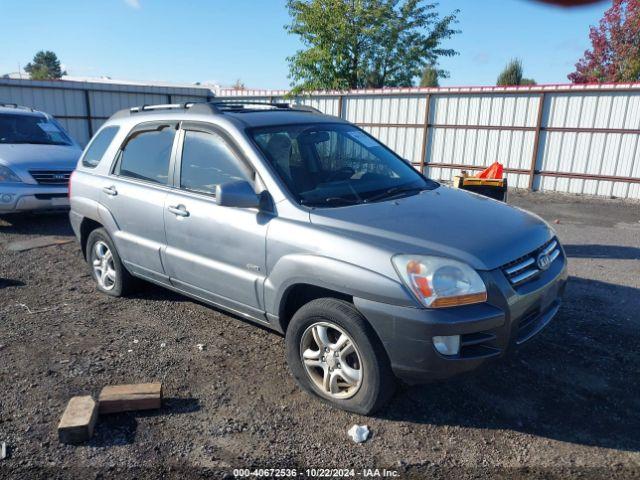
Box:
[264,253,417,318]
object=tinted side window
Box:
[180,130,250,195]
[82,126,119,168]
[117,126,175,185]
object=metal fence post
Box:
[84,89,93,138]
[528,92,546,191]
[419,93,431,174]
[337,94,344,119]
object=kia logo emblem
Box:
[537,253,552,271]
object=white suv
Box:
[0,103,82,213]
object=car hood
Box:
[0,143,81,171]
[309,186,554,271]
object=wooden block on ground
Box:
[58,396,98,444]
[98,383,162,414]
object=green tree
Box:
[496,58,536,86]
[286,0,459,93]
[419,65,439,87]
[24,51,66,80]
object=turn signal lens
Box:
[392,255,487,308]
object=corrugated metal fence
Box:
[0,78,212,146]
[2,78,639,199]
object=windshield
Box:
[251,123,438,207]
[0,113,73,146]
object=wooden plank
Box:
[98,383,162,414]
[58,396,98,444]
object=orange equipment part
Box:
[477,162,503,179]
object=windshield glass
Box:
[251,123,438,206]
[0,113,73,146]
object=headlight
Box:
[392,255,487,308]
[0,165,22,183]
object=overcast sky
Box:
[0,0,609,89]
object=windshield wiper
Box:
[300,196,360,207]
[324,196,360,205]
[364,185,424,203]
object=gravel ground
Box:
[0,190,639,479]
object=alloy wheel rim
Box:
[92,241,116,291]
[300,321,363,399]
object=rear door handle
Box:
[102,186,117,196]
[168,204,189,217]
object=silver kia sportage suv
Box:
[69,101,568,414]
[0,103,81,213]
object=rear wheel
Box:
[286,298,396,415]
[86,228,135,297]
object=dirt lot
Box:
[0,190,639,479]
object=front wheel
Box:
[286,298,396,415]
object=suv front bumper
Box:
[0,184,69,213]
[354,251,568,383]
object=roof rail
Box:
[211,101,288,111]
[110,100,322,120]
[289,104,322,114]
[110,102,220,119]
[0,102,35,112]
[129,102,221,114]
[212,100,322,114]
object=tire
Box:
[86,228,135,297]
[286,298,396,415]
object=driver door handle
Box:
[102,185,117,196]
[168,204,189,217]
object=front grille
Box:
[29,170,72,185]
[502,238,561,287]
[34,193,67,200]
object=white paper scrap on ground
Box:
[348,425,370,443]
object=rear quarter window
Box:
[115,126,175,185]
[81,126,119,168]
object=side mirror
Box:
[215,180,261,209]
